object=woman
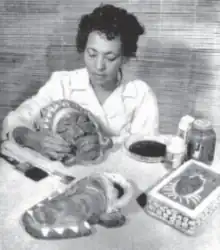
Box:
[1,4,159,160]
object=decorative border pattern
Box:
[146,190,220,235]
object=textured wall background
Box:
[0,0,219,138]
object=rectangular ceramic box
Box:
[146,159,220,235]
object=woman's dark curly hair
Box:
[76,4,145,58]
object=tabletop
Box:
[1,142,220,250]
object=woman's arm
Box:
[11,126,50,152]
[1,72,63,141]
[11,126,71,160]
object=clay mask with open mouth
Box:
[35,100,113,166]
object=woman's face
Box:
[84,31,125,88]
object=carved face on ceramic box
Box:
[146,159,220,236]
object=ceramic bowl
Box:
[123,134,168,163]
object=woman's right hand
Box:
[12,127,72,161]
[38,131,73,161]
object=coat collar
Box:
[121,81,138,99]
[71,68,137,99]
[69,68,90,91]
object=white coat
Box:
[1,68,159,144]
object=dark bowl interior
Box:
[128,140,166,158]
[129,140,166,157]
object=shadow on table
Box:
[122,179,152,216]
[136,192,148,208]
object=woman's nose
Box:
[95,56,105,71]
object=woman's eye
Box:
[106,56,117,62]
[87,50,97,58]
[88,53,96,58]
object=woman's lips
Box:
[97,74,104,76]
[93,75,106,82]
[93,72,106,77]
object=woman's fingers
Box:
[43,134,72,153]
[44,142,71,153]
[62,154,77,166]
[43,150,63,161]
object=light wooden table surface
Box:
[1,144,220,250]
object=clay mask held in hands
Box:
[36,100,113,166]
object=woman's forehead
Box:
[86,31,122,54]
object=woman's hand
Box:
[39,132,73,160]
[12,127,72,161]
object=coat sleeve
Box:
[1,72,64,140]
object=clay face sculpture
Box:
[21,172,133,239]
[36,100,113,166]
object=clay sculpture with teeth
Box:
[22,172,133,239]
[35,100,113,166]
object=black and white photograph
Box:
[0,0,220,249]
